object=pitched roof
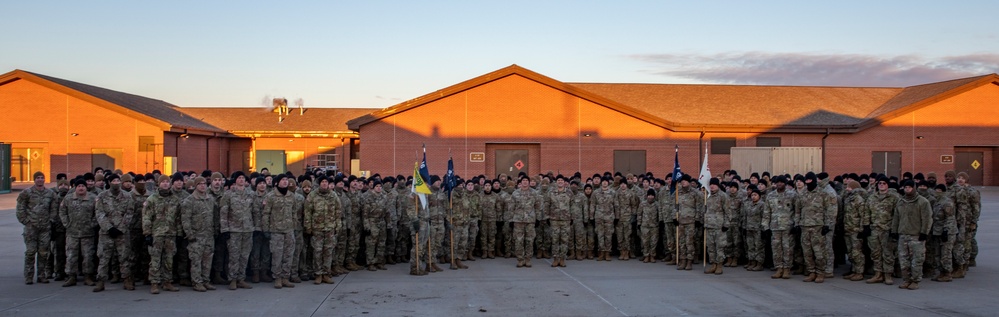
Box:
[347,65,999,133]
[179,107,378,137]
[0,70,226,134]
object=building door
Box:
[495,149,529,178]
[11,148,45,182]
[286,151,305,175]
[614,150,647,176]
[255,150,286,174]
[871,151,901,178]
[955,152,984,186]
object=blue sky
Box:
[3,1,997,108]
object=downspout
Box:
[821,128,830,172]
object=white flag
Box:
[698,143,711,189]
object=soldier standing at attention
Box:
[304,176,342,284]
[362,180,390,271]
[220,173,255,290]
[866,177,900,285]
[94,174,135,292]
[17,171,57,285]
[763,176,795,279]
[675,175,704,271]
[892,180,932,290]
[841,181,870,281]
[143,175,182,294]
[548,176,573,267]
[479,180,499,259]
[511,177,539,267]
[930,184,957,282]
[703,179,730,275]
[592,178,616,261]
[208,172,228,285]
[263,175,297,289]
[794,173,835,283]
[742,189,765,271]
[181,177,217,292]
[614,180,638,261]
[637,189,660,263]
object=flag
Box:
[419,144,431,187]
[697,143,711,189]
[412,162,431,209]
[444,155,456,201]
[671,145,681,195]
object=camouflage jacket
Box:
[263,190,297,233]
[725,191,743,228]
[16,186,58,229]
[383,187,399,229]
[251,189,268,231]
[657,188,677,223]
[293,192,306,231]
[931,192,957,235]
[614,187,638,220]
[548,188,573,221]
[892,193,932,236]
[96,189,135,234]
[637,199,659,227]
[361,190,389,229]
[676,187,704,225]
[60,193,98,238]
[450,189,470,225]
[509,188,538,223]
[305,189,343,232]
[742,199,765,231]
[395,187,414,224]
[429,190,448,223]
[703,190,730,229]
[209,187,226,236]
[335,188,354,227]
[867,190,899,231]
[480,191,499,221]
[840,190,869,233]
[182,192,217,239]
[142,190,182,237]
[794,189,835,227]
[467,190,482,221]
[535,188,549,221]
[763,189,795,231]
[592,187,617,222]
[220,187,255,233]
[129,189,150,231]
[570,191,587,222]
[348,190,363,227]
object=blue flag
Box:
[671,145,682,194]
[444,155,456,199]
[419,144,431,190]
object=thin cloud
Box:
[630,52,999,86]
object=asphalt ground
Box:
[0,185,995,316]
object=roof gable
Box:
[179,107,378,137]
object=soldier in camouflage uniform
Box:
[676,175,703,271]
[345,179,364,271]
[547,176,573,267]
[511,177,539,267]
[592,178,616,261]
[763,176,795,279]
[167,174,193,287]
[614,181,638,261]
[208,172,228,285]
[465,181,481,261]
[533,178,552,260]
[840,181,869,281]
[287,179,306,283]
[930,184,957,282]
[250,178,273,283]
[703,179,730,275]
[446,182,470,269]
[500,181,516,258]
[637,189,659,263]
[61,179,99,287]
[305,176,342,284]
[142,175,182,294]
[570,183,589,261]
[94,174,136,291]
[383,179,399,265]
[866,177,900,285]
[127,175,151,285]
[657,180,677,265]
[48,178,72,282]
[952,172,978,277]
[407,180,430,275]
[395,180,414,263]
[892,180,932,290]
[742,189,765,271]
[793,173,835,283]
[362,181,390,271]
[263,175,297,289]
[181,177,217,292]
[429,181,447,271]
[480,180,499,259]
[723,183,743,268]
[220,173,255,290]
[17,171,57,285]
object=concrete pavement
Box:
[0,187,996,316]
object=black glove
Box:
[253,230,261,238]
[671,219,679,226]
[630,215,637,226]
[763,229,772,239]
[861,225,872,238]
[108,227,123,239]
[889,232,899,240]
[695,221,703,228]
[791,226,801,235]
[721,226,729,232]
[411,220,420,232]
[942,230,949,242]
[188,236,198,243]
[144,235,154,247]
[221,232,231,241]
[821,226,831,236]
[263,232,272,239]
[918,233,928,241]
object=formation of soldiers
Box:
[16,166,981,293]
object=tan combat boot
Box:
[281,278,295,288]
[771,268,782,279]
[93,280,105,292]
[430,262,442,272]
[676,260,686,270]
[84,275,96,286]
[315,275,323,284]
[684,260,693,271]
[935,270,953,282]
[803,273,817,282]
[457,259,468,269]
[907,281,920,290]
[274,279,283,289]
[714,264,723,275]
[705,263,717,274]
[516,259,525,268]
[525,259,532,267]
[323,275,335,283]
[883,274,894,285]
[237,279,253,289]
[162,281,179,292]
[63,276,77,287]
[814,274,824,283]
[866,272,884,284]
[780,268,791,279]
[193,283,207,292]
[898,279,911,289]
[586,250,594,260]
[124,277,135,290]
[204,282,216,290]
[551,258,559,267]
[150,283,161,294]
[230,280,239,290]
[252,270,261,283]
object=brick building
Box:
[347,65,999,185]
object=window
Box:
[711,138,737,155]
[138,136,155,152]
[756,137,781,147]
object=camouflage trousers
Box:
[129,229,147,281]
[226,232,252,281]
[467,220,479,255]
[928,234,955,272]
[47,230,66,279]
[292,230,304,279]
[410,221,430,266]
[448,221,468,261]
[396,223,411,261]
[211,234,227,279]
[744,229,763,263]
[147,236,176,284]
[366,224,387,265]
[481,220,497,254]
[570,219,586,253]
[300,232,313,278]
[705,228,727,264]
[898,235,926,282]
[311,230,335,275]
[334,225,348,266]
[584,222,596,254]
[662,222,676,258]
[596,220,614,252]
[503,222,514,255]
[640,225,659,257]
[66,235,96,276]
[385,226,397,260]
[535,220,551,255]
[824,230,835,274]
[724,226,742,259]
[677,224,696,260]
[869,229,897,273]
[616,219,633,252]
[97,233,132,281]
[952,227,967,266]
[513,222,536,261]
[269,232,295,279]
[801,226,828,275]
[187,236,214,284]
[845,232,865,274]
[22,225,51,280]
[250,232,271,271]
[969,227,978,262]
[430,221,445,259]
[771,230,793,269]
[345,221,362,264]
[550,220,570,258]
[174,238,190,281]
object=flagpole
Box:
[673,145,680,266]
[448,149,456,269]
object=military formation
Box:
[16,166,981,293]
